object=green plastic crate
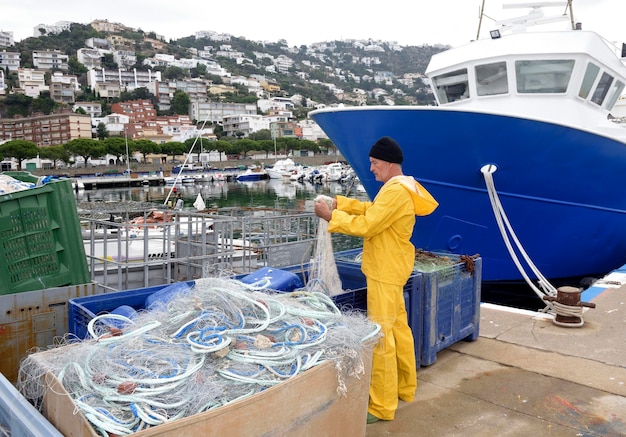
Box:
[0,172,89,294]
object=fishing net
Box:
[308,195,344,296]
[17,277,379,436]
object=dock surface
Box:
[367,283,626,436]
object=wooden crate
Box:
[41,344,374,436]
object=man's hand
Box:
[314,198,332,221]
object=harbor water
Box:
[74,178,552,310]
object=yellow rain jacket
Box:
[328,175,438,284]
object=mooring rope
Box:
[480,164,584,322]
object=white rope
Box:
[480,165,584,322]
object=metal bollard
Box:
[543,286,596,327]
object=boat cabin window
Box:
[579,62,600,99]
[591,72,613,105]
[578,63,624,110]
[589,71,624,110]
[604,79,625,110]
[475,62,508,96]
[515,60,574,93]
[432,69,469,103]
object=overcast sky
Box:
[1,0,623,49]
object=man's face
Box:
[369,157,391,182]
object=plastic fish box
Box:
[420,255,482,366]
[279,263,368,312]
[68,275,368,340]
[68,281,195,339]
[0,172,90,294]
[0,372,63,437]
[0,282,98,383]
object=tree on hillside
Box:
[3,93,32,117]
[64,138,105,167]
[38,145,71,169]
[0,140,39,170]
[318,138,336,154]
[161,141,188,164]
[249,129,272,141]
[133,139,161,163]
[96,122,109,140]
[171,90,191,115]
[258,139,274,158]
[101,137,129,164]
[234,139,257,158]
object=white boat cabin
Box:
[425,4,626,127]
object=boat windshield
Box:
[476,62,509,96]
[432,69,469,103]
[515,60,574,93]
[432,56,624,111]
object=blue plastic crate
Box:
[420,256,482,366]
[275,263,368,313]
[68,281,195,339]
[68,275,369,340]
[0,372,63,437]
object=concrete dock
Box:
[367,281,626,436]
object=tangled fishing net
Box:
[18,277,379,436]
[309,195,344,296]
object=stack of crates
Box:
[0,172,96,383]
[0,172,90,294]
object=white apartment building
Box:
[0,70,5,95]
[87,68,161,91]
[222,114,270,137]
[176,79,208,101]
[0,31,14,48]
[257,97,296,113]
[194,31,231,42]
[77,48,106,70]
[17,68,47,98]
[33,21,72,38]
[92,113,130,136]
[113,50,137,69]
[95,82,122,99]
[33,50,69,70]
[73,102,103,117]
[297,119,328,141]
[145,80,174,111]
[189,101,257,124]
[49,72,80,104]
[0,50,20,71]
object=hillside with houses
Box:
[0,19,445,169]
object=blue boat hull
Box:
[311,107,626,283]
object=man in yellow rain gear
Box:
[314,136,438,424]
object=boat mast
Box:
[476,0,487,40]
[566,0,575,30]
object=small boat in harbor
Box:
[310,2,626,286]
[236,168,269,181]
[266,158,299,179]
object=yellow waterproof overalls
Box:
[328,175,438,420]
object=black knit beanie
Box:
[368,136,404,164]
